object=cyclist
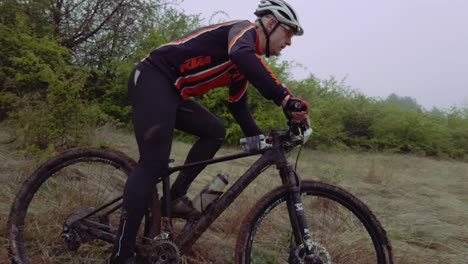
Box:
[108,0,309,263]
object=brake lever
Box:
[288,120,313,145]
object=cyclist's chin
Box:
[270,50,281,56]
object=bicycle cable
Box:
[294,144,304,171]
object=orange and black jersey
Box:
[143,20,290,136]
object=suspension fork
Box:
[282,163,316,257]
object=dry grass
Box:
[294,151,468,263]
[1,127,467,263]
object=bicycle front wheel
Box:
[235,180,393,264]
[7,147,136,264]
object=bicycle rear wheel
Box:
[235,180,393,264]
[7,147,137,264]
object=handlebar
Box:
[288,120,313,145]
[240,121,313,152]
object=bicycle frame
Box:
[169,146,276,253]
[161,130,312,256]
[77,130,314,257]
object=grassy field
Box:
[1,126,467,263]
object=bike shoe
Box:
[170,196,201,219]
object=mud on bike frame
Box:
[77,127,314,257]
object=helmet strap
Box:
[259,18,280,58]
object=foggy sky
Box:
[176,0,468,110]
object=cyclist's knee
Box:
[214,126,226,146]
[124,162,166,201]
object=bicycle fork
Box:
[283,164,321,263]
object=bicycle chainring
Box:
[149,239,181,264]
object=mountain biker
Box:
[108,0,309,263]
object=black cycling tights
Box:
[110,63,225,263]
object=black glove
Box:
[283,97,309,119]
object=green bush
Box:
[371,104,451,155]
[446,108,468,160]
[7,67,98,152]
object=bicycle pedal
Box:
[153,232,169,241]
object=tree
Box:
[47,0,182,67]
[1,0,194,67]
[0,1,98,149]
[385,93,423,112]
[0,18,72,119]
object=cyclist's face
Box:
[268,20,293,56]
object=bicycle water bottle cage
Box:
[240,134,271,152]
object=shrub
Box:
[7,66,98,152]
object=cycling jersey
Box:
[142,20,289,136]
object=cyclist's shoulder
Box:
[229,20,256,31]
[206,20,255,37]
[200,20,252,31]
[232,19,254,26]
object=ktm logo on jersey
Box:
[180,56,212,73]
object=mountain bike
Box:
[7,122,393,263]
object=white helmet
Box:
[254,0,304,36]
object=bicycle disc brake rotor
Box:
[150,240,181,264]
[311,241,331,264]
[292,242,332,264]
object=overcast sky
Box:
[175,0,468,110]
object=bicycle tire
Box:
[7,147,137,264]
[235,180,393,264]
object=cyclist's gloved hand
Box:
[282,96,309,124]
